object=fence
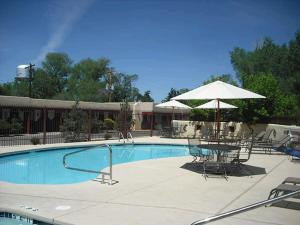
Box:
[0,107,120,146]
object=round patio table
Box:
[198,144,240,161]
[197,144,241,179]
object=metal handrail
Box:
[127,132,134,143]
[191,190,300,225]
[63,144,113,185]
[118,132,125,143]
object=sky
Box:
[1,0,300,102]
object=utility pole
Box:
[106,69,114,102]
[28,63,34,98]
[16,63,35,98]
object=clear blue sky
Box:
[1,0,300,102]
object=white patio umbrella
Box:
[172,80,265,138]
[195,99,238,136]
[195,99,237,109]
[156,100,191,135]
[156,100,191,121]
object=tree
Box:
[287,31,300,97]
[32,68,57,99]
[230,32,300,101]
[163,88,189,102]
[115,101,133,137]
[65,58,109,101]
[60,101,88,142]
[137,90,154,102]
[0,82,14,95]
[242,73,298,123]
[42,52,73,95]
[202,74,238,86]
[112,73,140,102]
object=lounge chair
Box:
[252,134,291,154]
[282,177,300,185]
[268,184,300,200]
[256,128,276,142]
[254,130,266,141]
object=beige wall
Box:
[171,120,300,140]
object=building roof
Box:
[0,95,190,114]
[0,95,121,110]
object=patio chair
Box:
[227,137,254,175]
[188,138,213,162]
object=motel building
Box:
[0,95,190,144]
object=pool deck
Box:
[0,137,299,225]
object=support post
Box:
[26,110,31,134]
[150,112,154,137]
[43,108,47,144]
[88,110,91,141]
[217,99,221,139]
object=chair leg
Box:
[192,156,197,162]
[222,163,228,181]
[268,188,278,200]
[202,161,208,180]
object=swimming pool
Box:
[0,212,54,225]
[0,144,189,184]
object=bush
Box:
[60,101,88,142]
[31,137,40,145]
[104,118,115,130]
[104,133,112,140]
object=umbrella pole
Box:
[217,99,220,139]
[171,107,174,137]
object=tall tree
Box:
[202,74,238,85]
[65,58,109,101]
[242,73,298,123]
[112,73,140,102]
[163,88,189,102]
[32,68,57,99]
[230,32,300,100]
[287,31,300,97]
[137,90,154,102]
[42,52,73,95]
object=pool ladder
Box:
[118,131,134,144]
[63,144,115,185]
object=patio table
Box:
[197,143,241,179]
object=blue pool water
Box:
[0,212,53,225]
[0,144,189,184]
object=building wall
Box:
[171,120,300,140]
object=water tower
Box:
[16,65,30,80]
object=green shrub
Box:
[104,133,112,140]
[30,137,40,145]
[60,101,88,142]
[104,118,115,130]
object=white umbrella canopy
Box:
[195,99,237,109]
[171,80,265,138]
[172,80,265,100]
[156,100,191,129]
[156,100,192,109]
[195,100,237,137]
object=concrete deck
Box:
[0,137,299,225]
